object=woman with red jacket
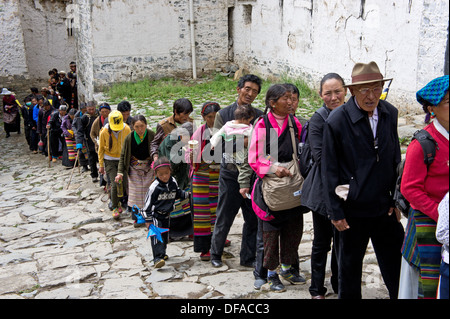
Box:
[399,75,449,299]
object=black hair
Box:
[237,74,263,94]
[319,73,346,95]
[201,101,221,115]
[133,114,147,126]
[264,84,292,114]
[30,87,39,94]
[234,105,256,121]
[117,100,131,112]
[283,83,299,97]
[173,98,193,115]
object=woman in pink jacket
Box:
[248,84,304,292]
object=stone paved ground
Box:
[0,111,424,300]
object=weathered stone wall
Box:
[0,0,29,78]
[84,0,229,92]
[230,0,449,114]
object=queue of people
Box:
[1,61,448,300]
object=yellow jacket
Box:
[98,123,131,168]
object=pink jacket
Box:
[249,112,302,179]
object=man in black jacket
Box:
[321,61,404,299]
[210,74,263,268]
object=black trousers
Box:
[49,131,64,158]
[336,213,404,299]
[309,211,339,297]
[210,168,257,265]
[30,129,39,151]
[150,213,170,262]
[87,149,98,178]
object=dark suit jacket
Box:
[321,96,401,221]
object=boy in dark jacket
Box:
[141,157,190,268]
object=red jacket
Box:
[401,122,449,221]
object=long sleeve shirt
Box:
[401,121,449,222]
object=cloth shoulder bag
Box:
[261,115,304,211]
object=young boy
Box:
[141,157,190,268]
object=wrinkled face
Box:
[133,120,147,136]
[320,78,347,110]
[349,82,383,114]
[271,92,293,117]
[156,166,171,184]
[429,91,449,125]
[237,81,260,106]
[202,111,217,129]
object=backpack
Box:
[393,129,438,217]
[298,107,328,177]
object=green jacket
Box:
[118,128,156,176]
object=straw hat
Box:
[344,61,392,87]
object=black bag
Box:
[298,107,327,178]
[393,129,438,217]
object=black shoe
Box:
[6,133,10,138]
[268,273,286,293]
[211,259,223,268]
[81,166,89,173]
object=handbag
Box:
[261,115,304,211]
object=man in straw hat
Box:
[321,61,405,299]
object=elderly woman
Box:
[249,84,304,292]
[115,115,155,226]
[399,75,449,299]
[302,73,347,299]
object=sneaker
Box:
[154,258,165,268]
[112,208,121,220]
[81,166,89,173]
[200,251,211,261]
[224,239,231,247]
[268,273,286,293]
[253,278,267,290]
[280,268,306,285]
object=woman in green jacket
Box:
[116,115,156,225]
